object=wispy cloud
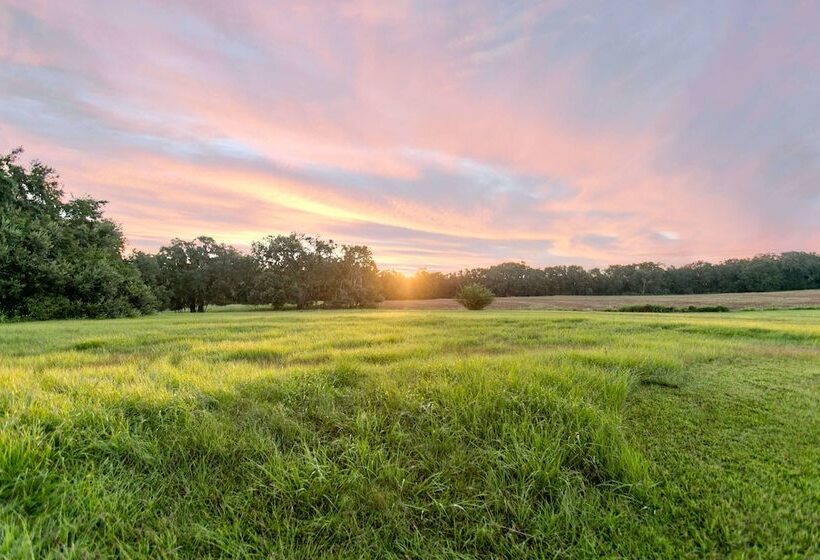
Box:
[1,0,818,271]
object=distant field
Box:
[1,310,818,558]
[380,288,820,311]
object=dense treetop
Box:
[0,149,154,320]
[130,233,381,313]
[2,149,819,320]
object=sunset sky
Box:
[1,1,818,272]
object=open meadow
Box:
[1,309,818,558]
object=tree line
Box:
[2,149,819,320]
[379,255,820,300]
[129,234,380,312]
[1,149,381,319]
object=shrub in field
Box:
[617,305,676,313]
[687,305,730,312]
[456,283,495,310]
[615,304,730,313]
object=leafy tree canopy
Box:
[0,149,154,320]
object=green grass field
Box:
[1,310,818,558]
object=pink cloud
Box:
[2,0,818,271]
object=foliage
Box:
[0,149,155,320]
[332,244,382,308]
[134,237,254,312]
[380,253,820,300]
[0,310,817,557]
[616,304,730,313]
[456,283,495,310]
[378,269,456,300]
[131,233,382,313]
[251,233,380,309]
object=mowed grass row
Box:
[0,310,818,558]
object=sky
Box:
[1,1,819,272]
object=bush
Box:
[615,304,730,313]
[456,283,495,310]
[687,305,730,312]
[616,304,676,313]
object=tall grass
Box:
[0,310,818,558]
